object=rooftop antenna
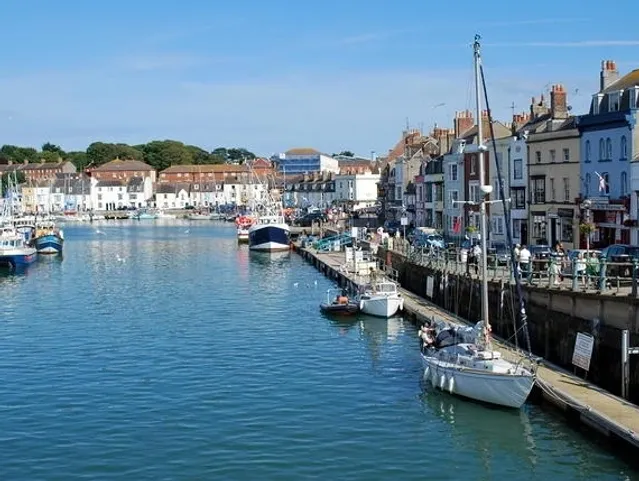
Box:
[510,101,516,117]
[405,117,410,131]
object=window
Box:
[470,155,477,175]
[532,178,545,204]
[585,173,591,197]
[513,159,523,179]
[512,219,522,239]
[561,219,573,242]
[448,164,458,181]
[563,148,570,161]
[492,216,504,235]
[449,190,459,204]
[550,178,556,201]
[550,149,556,162]
[493,178,502,200]
[535,151,541,163]
[512,187,526,209]
[563,177,570,202]
[609,92,620,112]
[599,138,605,160]
[621,172,628,196]
[601,172,610,195]
[532,215,546,239]
[585,140,591,162]
[621,135,628,159]
[424,183,433,202]
[606,138,612,160]
[469,183,480,203]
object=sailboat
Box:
[419,35,536,409]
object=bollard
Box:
[547,257,555,288]
[598,258,607,292]
[632,259,638,299]
[571,256,579,292]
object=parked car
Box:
[529,245,551,272]
[487,243,510,266]
[295,211,327,227]
[601,244,639,277]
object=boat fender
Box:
[424,365,430,379]
[399,300,404,311]
[430,370,437,388]
[359,300,364,311]
[439,374,446,390]
[448,375,455,394]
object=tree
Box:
[65,151,90,170]
[338,150,354,157]
[142,140,193,171]
[42,142,65,155]
[86,142,143,167]
[41,151,62,163]
[0,145,38,164]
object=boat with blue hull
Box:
[34,233,64,254]
[0,227,37,270]
[19,219,64,255]
[248,219,290,251]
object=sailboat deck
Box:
[298,246,639,451]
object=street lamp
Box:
[581,198,592,255]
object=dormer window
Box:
[592,93,604,114]
[609,92,620,112]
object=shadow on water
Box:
[248,250,292,266]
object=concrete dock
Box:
[294,244,639,457]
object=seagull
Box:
[293,282,299,288]
[313,280,318,287]
[184,229,190,234]
[94,228,106,236]
[116,254,126,263]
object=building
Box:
[159,164,257,183]
[486,132,516,246]
[91,176,153,210]
[506,117,531,245]
[274,148,339,174]
[22,161,76,183]
[282,173,336,208]
[526,86,581,249]
[334,172,381,210]
[417,156,444,229]
[579,60,639,247]
[89,158,156,184]
[50,173,92,212]
[155,183,193,209]
[21,183,52,214]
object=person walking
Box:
[519,245,531,281]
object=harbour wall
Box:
[380,247,639,404]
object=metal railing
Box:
[386,240,639,297]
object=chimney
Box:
[530,95,550,119]
[600,60,619,91]
[453,110,474,137]
[550,84,568,119]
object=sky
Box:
[0,0,638,158]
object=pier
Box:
[293,242,639,459]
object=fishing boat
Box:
[132,208,158,220]
[32,219,64,254]
[320,288,360,315]
[418,35,536,409]
[357,279,404,318]
[0,226,37,270]
[248,174,290,252]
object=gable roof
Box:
[93,159,154,172]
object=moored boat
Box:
[357,279,404,318]
[248,215,290,252]
[0,226,37,270]
[32,220,64,254]
[236,215,255,243]
[320,288,359,315]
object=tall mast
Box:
[473,34,491,336]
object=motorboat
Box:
[320,288,359,315]
[0,226,37,270]
[357,279,404,318]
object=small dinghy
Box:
[320,288,359,315]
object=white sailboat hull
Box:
[421,354,535,408]
[359,295,404,318]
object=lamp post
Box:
[581,199,592,255]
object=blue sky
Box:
[0,0,638,157]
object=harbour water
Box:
[0,221,636,480]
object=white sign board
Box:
[400,216,408,226]
[351,227,358,238]
[572,332,594,371]
[426,276,434,298]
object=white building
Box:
[334,172,380,209]
[275,148,339,174]
[283,173,336,208]
[486,134,513,246]
[91,176,153,210]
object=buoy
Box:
[439,374,446,390]
[448,375,455,394]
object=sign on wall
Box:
[572,332,595,371]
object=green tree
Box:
[41,151,62,163]
[65,151,90,170]
[0,145,38,164]
[86,142,143,167]
[143,140,193,171]
[186,145,212,165]
[42,142,65,155]
[338,150,354,157]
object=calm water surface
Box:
[0,221,636,480]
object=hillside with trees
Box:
[0,141,258,172]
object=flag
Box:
[594,171,606,193]
[452,216,461,233]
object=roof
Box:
[285,148,321,155]
[96,180,124,187]
[21,161,69,171]
[160,164,246,174]
[603,69,639,93]
[92,159,154,172]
